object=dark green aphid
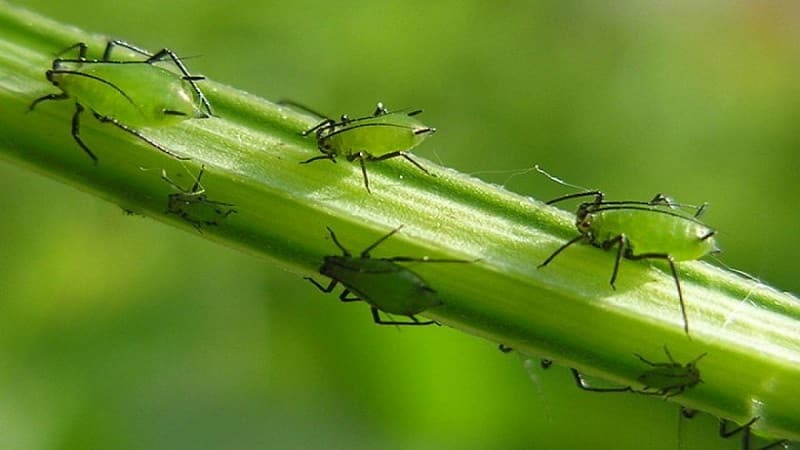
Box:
[634,346,706,398]
[293,101,436,193]
[539,190,719,336]
[29,40,213,162]
[543,346,705,398]
[305,226,473,325]
[162,165,236,231]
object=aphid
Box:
[295,101,436,193]
[29,40,213,162]
[538,188,719,336]
[545,346,705,398]
[162,165,236,231]
[304,226,474,325]
[634,346,706,398]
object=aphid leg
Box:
[338,289,362,302]
[354,154,371,193]
[602,234,627,289]
[544,190,604,206]
[145,48,213,117]
[101,40,213,117]
[407,109,424,117]
[720,417,757,450]
[649,193,677,208]
[538,235,585,268]
[161,169,203,194]
[190,165,206,193]
[498,344,513,353]
[540,359,553,369]
[70,103,98,163]
[325,227,352,256]
[720,417,790,450]
[302,119,336,137]
[370,307,437,326]
[628,253,689,336]
[662,345,677,364]
[54,42,89,61]
[304,276,338,293]
[570,368,633,393]
[368,151,432,177]
[360,226,404,258]
[695,203,709,218]
[275,100,328,120]
[94,114,190,160]
[28,91,70,111]
[301,153,337,164]
[633,353,658,367]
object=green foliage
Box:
[1,1,799,449]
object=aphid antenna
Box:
[324,227,352,257]
[534,164,593,190]
[386,256,479,265]
[360,225,405,257]
[276,99,328,120]
[161,165,207,195]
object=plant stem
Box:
[0,3,798,441]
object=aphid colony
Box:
[31,39,784,447]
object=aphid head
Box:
[684,352,707,386]
[45,69,57,84]
[575,204,594,234]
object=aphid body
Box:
[300,102,436,192]
[49,62,207,127]
[163,165,236,231]
[540,191,719,335]
[30,40,212,162]
[305,226,473,325]
[634,346,706,398]
[549,346,706,398]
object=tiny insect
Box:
[290,101,436,193]
[544,346,705,398]
[537,168,719,336]
[634,346,706,398]
[29,40,213,162]
[305,226,474,325]
[162,165,236,231]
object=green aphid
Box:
[29,40,213,162]
[297,102,436,193]
[539,191,720,336]
[305,226,473,325]
[544,346,705,398]
[162,165,236,231]
[634,346,706,398]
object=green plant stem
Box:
[0,3,798,441]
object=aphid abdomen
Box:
[57,64,200,127]
[589,208,717,261]
[321,256,442,316]
[325,123,419,157]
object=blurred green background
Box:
[2,1,798,449]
